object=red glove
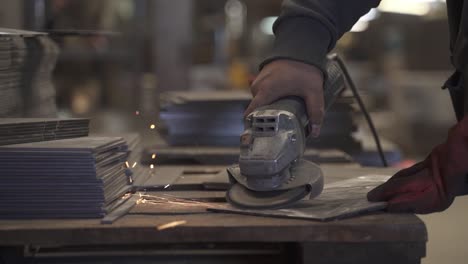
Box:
[368,116,468,214]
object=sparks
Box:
[150,164,154,169]
[121,193,132,200]
[150,124,156,130]
[152,154,156,159]
[157,220,187,231]
[125,161,130,168]
[132,162,137,168]
[164,184,170,189]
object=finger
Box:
[386,185,438,214]
[244,86,280,117]
[386,192,423,213]
[244,99,259,117]
[367,168,431,202]
[304,93,324,138]
[250,82,260,97]
[391,162,426,179]
[249,72,270,96]
[248,75,257,86]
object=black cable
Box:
[331,55,388,167]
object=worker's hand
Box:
[245,60,325,137]
[367,162,454,214]
[368,116,468,214]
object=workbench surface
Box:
[0,165,427,263]
[0,211,426,246]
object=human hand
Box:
[245,60,325,137]
[368,116,468,214]
[367,161,454,214]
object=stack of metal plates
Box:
[0,137,132,219]
[159,91,251,146]
[0,118,89,146]
[0,28,59,117]
[160,91,361,152]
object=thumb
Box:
[304,94,324,138]
[367,169,431,202]
[244,87,280,117]
[244,95,264,117]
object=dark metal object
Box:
[0,29,59,118]
[159,91,251,147]
[0,137,132,219]
[0,118,90,146]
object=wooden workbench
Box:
[0,165,427,264]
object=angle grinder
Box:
[227,54,347,209]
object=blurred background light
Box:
[378,0,445,16]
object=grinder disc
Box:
[226,159,324,209]
[227,183,310,210]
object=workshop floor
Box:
[421,195,468,264]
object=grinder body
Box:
[227,56,347,209]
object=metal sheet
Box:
[209,175,390,221]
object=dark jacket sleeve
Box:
[261,0,381,73]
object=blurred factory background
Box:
[0,1,466,263]
[0,0,456,160]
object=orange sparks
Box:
[157,220,187,231]
[121,193,132,200]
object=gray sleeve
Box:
[261,0,381,73]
